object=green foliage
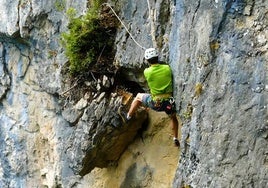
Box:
[66,7,76,19]
[55,0,66,12]
[61,0,113,75]
[183,103,193,120]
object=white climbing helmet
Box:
[144,48,158,60]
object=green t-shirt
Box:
[144,64,173,97]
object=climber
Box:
[119,48,180,147]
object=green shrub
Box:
[55,0,66,12]
[61,0,113,75]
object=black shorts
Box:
[142,94,176,115]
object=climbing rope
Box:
[103,3,146,50]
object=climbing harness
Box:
[150,96,176,115]
[103,3,146,50]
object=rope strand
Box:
[103,3,146,50]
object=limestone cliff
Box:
[0,0,267,188]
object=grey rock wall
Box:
[0,0,267,187]
[0,0,88,187]
[114,0,173,89]
[110,0,268,187]
[0,0,149,187]
[170,0,267,187]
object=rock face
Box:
[80,110,181,188]
[170,1,267,187]
[0,0,267,188]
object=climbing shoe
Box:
[173,138,180,147]
[118,106,131,123]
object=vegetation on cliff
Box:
[61,0,117,75]
[59,0,122,103]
